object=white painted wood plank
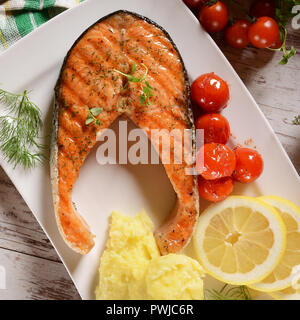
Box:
[0,167,60,262]
[0,247,80,300]
[0,166,81,299]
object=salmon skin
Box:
[51,10,199,255]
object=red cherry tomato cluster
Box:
[183,0,281,50]
[192,73,264,203]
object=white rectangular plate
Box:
[0,0,299,300]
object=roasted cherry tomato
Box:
[198,176,234,202]
[183,0,203,11]
[248,17,279,49]
[250,0,275,18]
[191,73,230,113]
[225,19,251,49]
[195,113,230,144]
[196,143,236,180]
[232,147,264,183]
[198,1,229,34]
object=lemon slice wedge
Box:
[250,196,300,292]
[194,196,286,285]
[270,286,300,300]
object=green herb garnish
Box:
[0,89,45,169]
[292,115,300,125]
[268,0,299,64]
[85,107,103,126]
[205,284,252,300]
[268,26,296,65]
[114,63,154,105]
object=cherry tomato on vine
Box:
[191,73,230,112]
[248,17,279,49]
[183,0,204,11]
[198,176,234,202]
[232,147,264,183]
[195,113,230,144]
[225,19,251,49]
[196,143,236,180]
[250,0,276,18]
[198,1,229,34]
[270,32,282,49]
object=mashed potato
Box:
[95,211,159,300]
[146,254,204,300]
[95,211,204,300]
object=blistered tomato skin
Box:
[198,176,234,202]
[191,73,230,112]
[195,113,230,144]
[232,147,264,183]
[196,143,236,180]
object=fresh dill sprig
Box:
[85,107,103,126]
[0,89,45,169]
[205,284,252,300]
[114,63,154,105]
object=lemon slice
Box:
[194,196,286,285]
[268,274,300,300]
[270,285,300,300]
[250,196,300,292]
[270,270,300,300]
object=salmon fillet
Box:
[51,11,199,255]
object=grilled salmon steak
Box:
[51,11,199,255]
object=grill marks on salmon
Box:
[52,11,199,255]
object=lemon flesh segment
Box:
[250,196,300,292]
[194,196,286,285]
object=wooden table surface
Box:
[0,14,299,301]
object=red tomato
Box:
[198,176,234,202]
[225,19,251,49]
[195,113,230,144]
[248,17,279,49]
[270,32,282,49]
[191,73,230,113]
[232,147,264,183]
[183,0,203,11]
[198,1,229,34]
[250,0,276,18]
[196,143,236,180]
